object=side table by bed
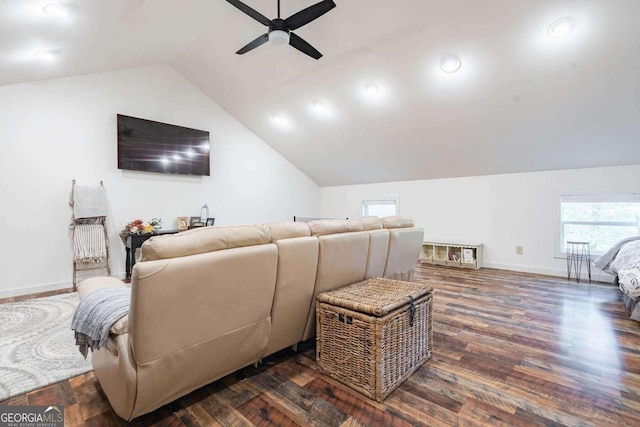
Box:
[566,241,591,283]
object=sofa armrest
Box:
[77,276,130,335]
[78,276,127,299]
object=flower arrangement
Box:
[120,218,162,236]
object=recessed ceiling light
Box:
[311,100,327,112]
[43,3,73,18]
[440,55,462,73]
[33,49,60,62]
[271,113,293,130]
[365,83,380,97]
[547,17,577,38]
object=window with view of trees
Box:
[560,195,640,255]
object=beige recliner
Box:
[78,216,423,420]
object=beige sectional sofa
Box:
[78,216,423,420]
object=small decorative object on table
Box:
[316,278,433,402]
[189,217,205,228]
[200,204,209,223]
[119,218,162,237]
[177,216,189,231]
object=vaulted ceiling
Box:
[3,0,640,185]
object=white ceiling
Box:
[3,0,640,186]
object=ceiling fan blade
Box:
[226,0,271,26]
[236,33,269,54]
[289,32,322,59]
[284,0,336,30]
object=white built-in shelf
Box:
[420,241,483,270]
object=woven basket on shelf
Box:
[316,277,433,402]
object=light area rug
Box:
[0,292,92,401]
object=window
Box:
[362,199,397,217]
[560,194,640,255]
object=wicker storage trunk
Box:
[316,278,433,402]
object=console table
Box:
[124,230,179,279]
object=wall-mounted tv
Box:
[117,114,210,176]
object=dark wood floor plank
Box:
[3,264,640,426]
[236,395,299,427]
[303,376,413,427]
[384,387,458,427]
[179,403,221,427]
[458,397,538,427]
[248,370,349,427]
[199,393,253,427]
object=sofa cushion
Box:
[266,222,311,241]
[382,215,415,229]
[266,236,319,355]
[384,228,424,280]
[356,216,383,231]
[131,244,277,365]
[301,231,369,340]
[141,225,271,261]
[308,219,364,236]
[364,229,390,279]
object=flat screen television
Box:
[117,114,210,176]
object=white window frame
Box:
[556,193,640,257]
[362,198,399,217]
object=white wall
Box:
[0,65,319,297]
[321,165,640,281]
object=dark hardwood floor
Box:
[3,264,640,426]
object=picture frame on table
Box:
[189,217,205,228]
[177,217,189,231]
[206,218,215,227]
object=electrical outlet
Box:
[516,246,523,255]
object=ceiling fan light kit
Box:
[226,0,336,59]
[269,29,290,46]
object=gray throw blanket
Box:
[71,287,131,358]
[594,236,640,273]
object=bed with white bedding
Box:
[595,237,640,321]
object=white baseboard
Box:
[483,262,614,284]
[0,271,126,299]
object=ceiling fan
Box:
[226,0,336,60]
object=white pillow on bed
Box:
[610,240,640,275]
[618,268,640,299]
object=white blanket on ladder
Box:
[71,185,108,219]
[74,224,106,263]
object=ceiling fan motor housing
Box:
[269,19,290,45]
[269,18,289,33]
